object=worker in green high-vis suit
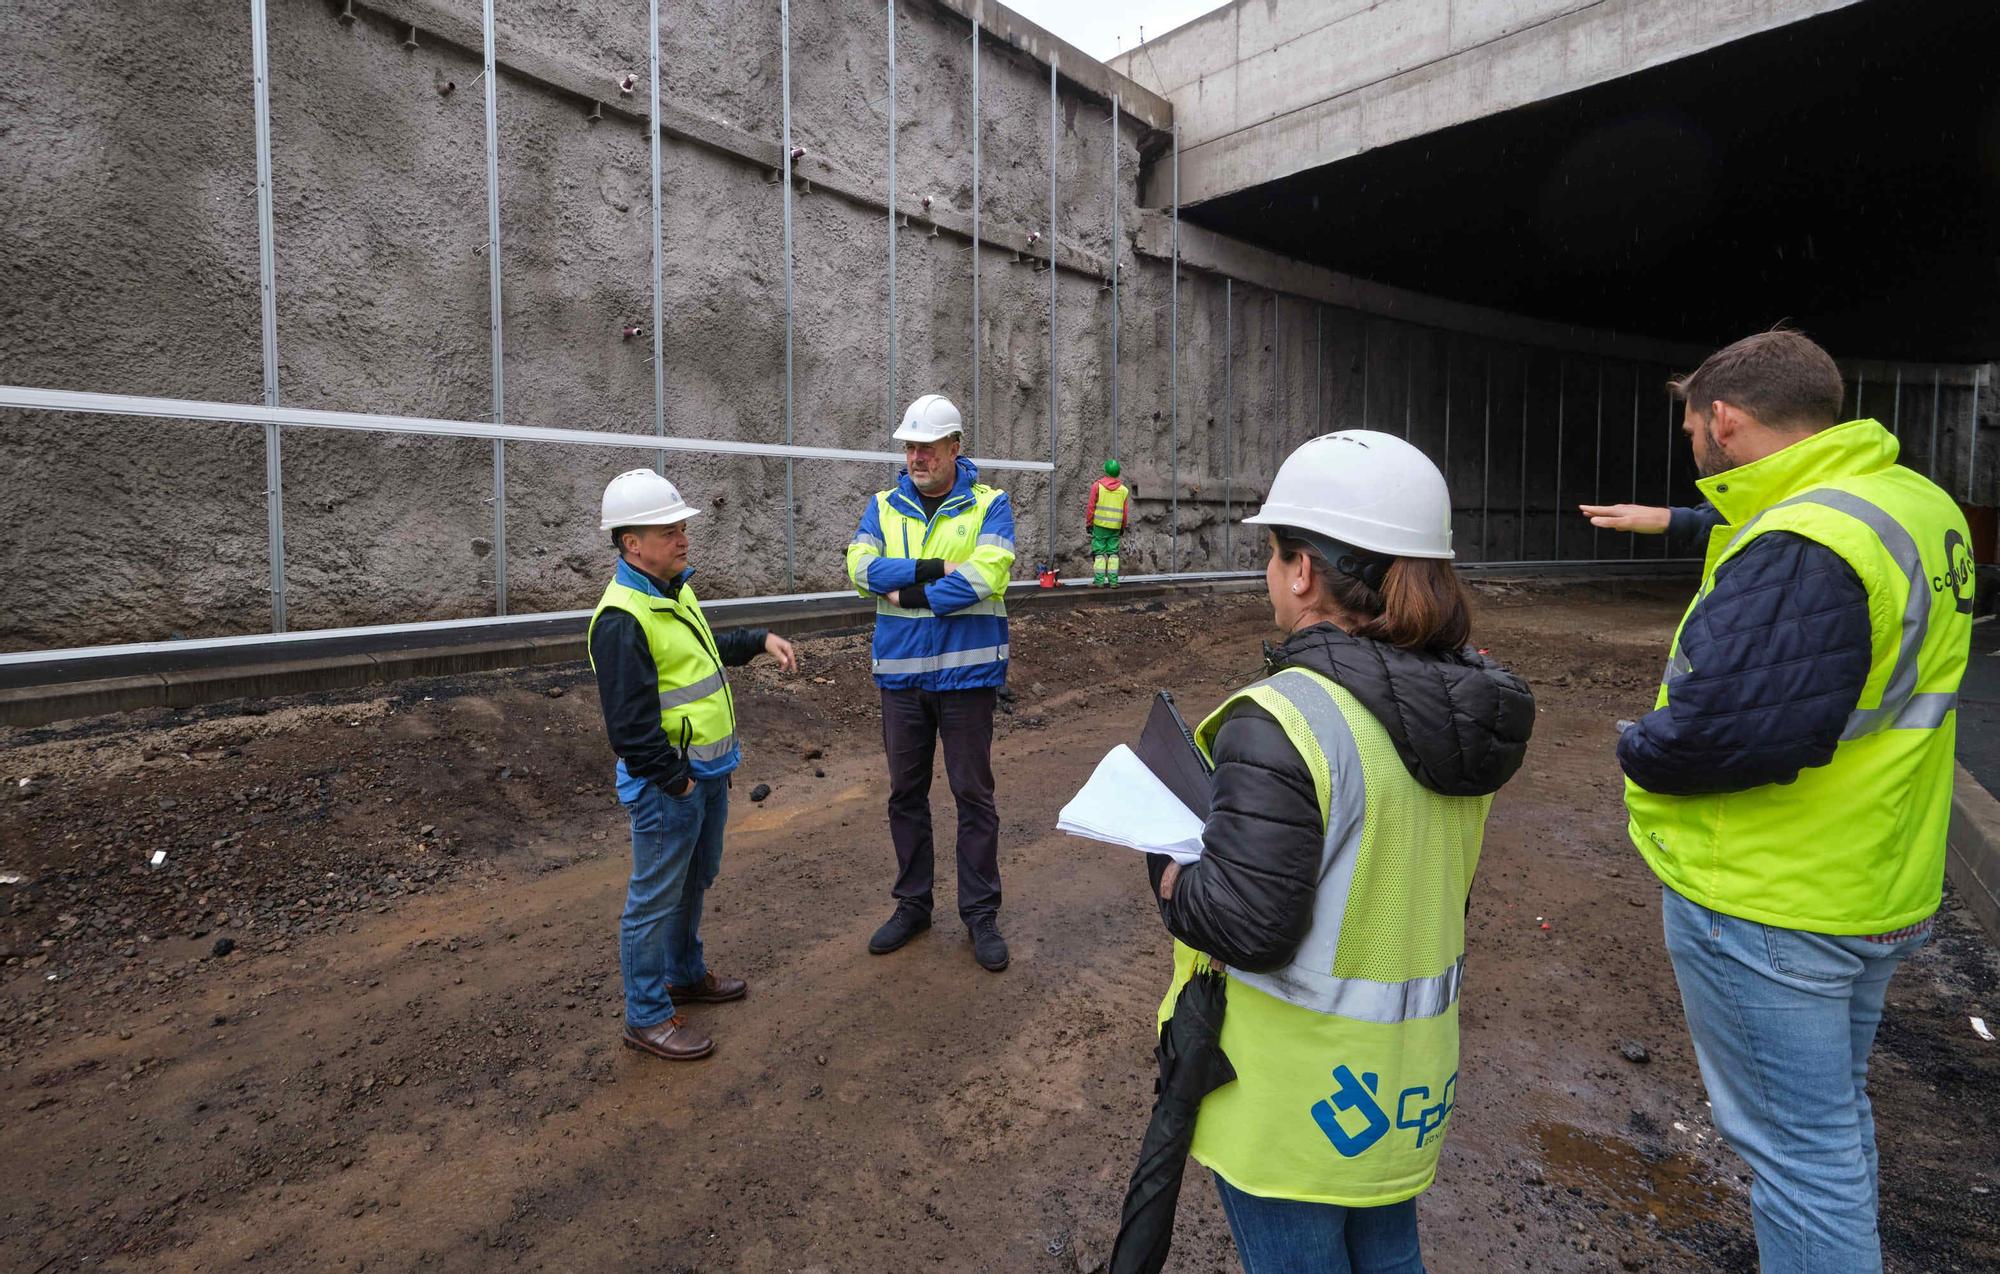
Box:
[1085,459,1131,587]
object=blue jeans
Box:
[1661,885,1929,1274]
[1213,1174,1424,1274]
[621,777,728,1029]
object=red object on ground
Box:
[1038,567,1059,588]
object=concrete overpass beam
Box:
[1115,0,1864,207]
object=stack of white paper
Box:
[1057,745,1206,864]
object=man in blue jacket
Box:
[846,394,1017,971]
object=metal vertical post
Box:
[482,0,507,614]
[1442,344,1452,481]
[1403,342,1413,441]
[1479,354,1491,561]
[886,0,897,431]
[1224,277,1233,568]
[1109,95,1119,464]
[1628,372,1640,559]
[1518,353,1529,561]
[1892,367,1902,438]
[1855,368,1866,422]
[1591,362,1604,560]
[1664,392,1675,549]
[1553,357,1566,561]
[1930,368,1942,486]
[1270,295,1280,476]
[779,0,795,590]
[649,0,666,475]
[1046,59,1058,566]
[970,21,980,455]
[1972,368,1984,504]
[1169,122,1179,575]
[1361,322,1370,429]
[250,0,286,632]
[1313,305,1323,438]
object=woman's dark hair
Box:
[1272,529,1473,652]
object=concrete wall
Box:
[4,0,1983,651]
[0,0,1190,647]
[1112,0,1866,207]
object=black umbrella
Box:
[1109,966,1237,1274]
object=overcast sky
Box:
[1000,0,1230,63]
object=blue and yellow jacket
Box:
[846,457,1015,691]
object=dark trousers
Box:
[881,687,1001,921]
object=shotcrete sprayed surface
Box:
[2,0,1715,654]
[3,587,1995,1271]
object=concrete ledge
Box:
[0,674,171,726]
[1948,764,2000,946]
[0,580,1260,730]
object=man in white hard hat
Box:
[589,467,797,1062]
[845,394,1017,971]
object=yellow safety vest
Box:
[587,577,739,767]
[1626,419,1971,934]
[1159,667,1492,1205]
[1092,481,1130,531]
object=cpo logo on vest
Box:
[1309,1065,1457,1156]
[1934,529,1975,616]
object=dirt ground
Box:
[3,584,1996,1273]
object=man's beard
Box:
[1694,419,1733,478]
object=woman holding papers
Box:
[1147,431,1533,1273]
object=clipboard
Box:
[1136,691,1213,820]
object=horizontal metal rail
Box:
[0,384,1056,472]
[1457,558,1702,578]
[0,562,1697,671]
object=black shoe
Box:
[868,902,932,954]
[968,916,1009,972]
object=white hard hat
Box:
[893,394,964,444]
[1244,430,1454,559]
[600,467,700,531]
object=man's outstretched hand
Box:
[1579,503,1671,534]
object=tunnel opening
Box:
[1182,0,2000,363]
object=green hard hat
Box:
[1104,459,1121,477]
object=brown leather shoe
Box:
[622,1015,714,1061]
[666,972,747,1004]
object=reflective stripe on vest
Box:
[876,597,1008,620]
[872,643,1010,676]
[687,736,739,762]
[658,669,725,712]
